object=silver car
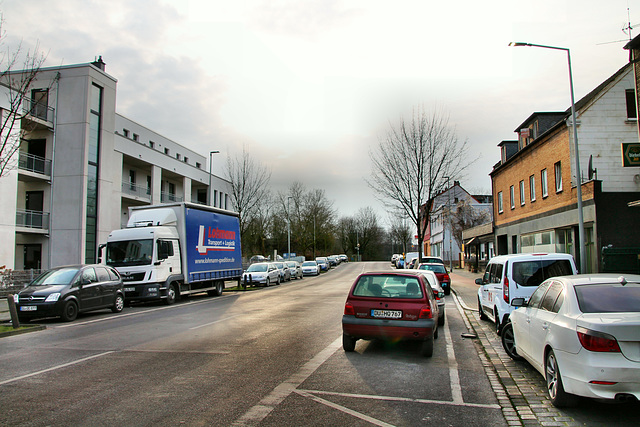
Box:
[242,262,280,287]
[286,261,303,280]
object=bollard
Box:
[7,294,21,329]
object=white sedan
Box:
[504,274,640,407]
[301,260,320,276]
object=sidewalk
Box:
[0,298,9,322]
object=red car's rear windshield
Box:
[419,264,446,274]
[352,275,423,299]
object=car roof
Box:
[553,274,640,286]
[487,253,575,263]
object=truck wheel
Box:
[208,281,224,296]
[165,284,177,305]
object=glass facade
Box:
[85,84,102,263]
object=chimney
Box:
[91,56,106,71]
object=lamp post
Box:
[509,42,586,273]
[208,150,220,206]
[444,176,453,271]
[287,196,293,259]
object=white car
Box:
[414,269,446,326]
[242,262,280,287]
[301,260,320,276]
[286,261,303,280]
[505,274,640,407]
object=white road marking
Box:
[295,389,396,427]
[443,302,464,404]
[189,314,242,330]
[298,389,500,410]
[233,336,342,426]
[0,351,114,385]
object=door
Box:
[31,89,49,120]
[527,281,563,370]
[515,281,551,362]
[95,266,115,306]
[78,267,102,310]
[26,191,44,228]
[26,139,46,174]
[23,244,42,270]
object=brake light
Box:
[443,274,450,283]
[419,305,433,319]
[344,302,355,316]
[577,327,621,352]
[503,277,509,303]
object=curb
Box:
[0,323,46,338]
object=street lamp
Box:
[287,196,293,259]
[444,176,453,271]
[509,42,586,273]
[208,150,220,206]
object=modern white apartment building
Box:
[0,58,231,270]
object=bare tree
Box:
[388,214,412,255]
[225,145,271,252]
[450,199,491,251]
[0,17,50,177]
[368,106,474,261]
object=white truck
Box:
[102,202,242,304]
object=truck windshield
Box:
[106,239,154,267]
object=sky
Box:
[2,0,638,225]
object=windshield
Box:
[575,283,640,313]
[106,239,154,267]
[419,264,446,274]
[286,262,296,268]
[353,275,424,299]
[247,264,268,272]
[31,268,79,286]
[302,261,316,266]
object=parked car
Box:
[342,271,439,357]
[396,256,405,269]
[417,263,451,295]
[476,253,577,335]
[301,260,321,276]
[316,257,330,272]
[249,255,267,264]
[504,274,640,407]
[420,256,444,265]
[414,269,446,326]
[407,257,418,269]
[327,255,338,267]
[242,262,280,287]
[15,264,125,322]
[286,261,303,280]
[391,254,401,266]
[339,254,348,263]
[273,261,291,282]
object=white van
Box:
[475,253,577,334]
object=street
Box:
[0,262,638,426]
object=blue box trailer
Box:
[104,202,242,304]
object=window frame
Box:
[510,185,515,210]
[529,175,536,202]
[541,169,548,198]
[498,191,503,213]
[519,180,525,206]
[554,161,562,193]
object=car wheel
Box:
[438,313,445,326]
[501,322,522,360]
[478,297,488,320]
[545,349,579,407]
[495,314,501,334]
[111,294,125,313]
[61,300,78,322]
[444,287,451,296]
[421,335,434,357]
[164,284,177,305]
[276,276,281,285]
[265,277,270,287]
[343,334,356,352]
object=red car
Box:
[342,271,439,357]
[417,263,451,295]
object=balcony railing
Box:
[22,97,55,124]
[121,181,152,201]
[161,192,183,203]
[18,152,52,176]
[16,210,49,230]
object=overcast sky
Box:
[2,0,637,223]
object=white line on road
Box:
[189,314,242,330]
[0,351,115,386]
[444,307,464,404]
[232,336,342,426]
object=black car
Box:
[15,264,125,322]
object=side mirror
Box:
[475,278,483,285]
[437,291,445,299]
[511,297,526,307]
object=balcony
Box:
[22,97,55,130]
[18,152,52,181]
[121,181,151,202]
[161,192,183,203]
[16,209,49,233]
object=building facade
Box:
[490,63,640,273]
[0,59,232,271]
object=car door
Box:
[78,267,101,310]
[481,263,502,321]
[527,280,564,371]
[514,280,550,362]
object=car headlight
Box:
[45,293,61,302]
[13,294,19,303]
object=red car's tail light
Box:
[344,302,355,316]
[503,277,510,303]
[419,305,433,319]
[577,327,621,352]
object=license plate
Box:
[20,306,37,311]
[371,309,402,319]
[124,287,135,292]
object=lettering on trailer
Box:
[196,225,237,255]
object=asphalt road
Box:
[0,262,506,426]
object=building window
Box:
[529,175,536,202]
[183,156,188,163]
[225,194,229,210]
[554,162,562,192]
[196,162,201,169]
[213,190,218,207]
[164,147,170,155]
[149,141,155,149]
[510,185,515,209]
[129,170,136,191]
[541,169,548,198]
[146,175,151,195]
[86,84,102,263]
[519,180,525,206]
[626,89,637,120]
[176,153,181,161]
[123,129,130,138]
[498,191,503,213]
[133,133,139,142]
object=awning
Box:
[465,237,478,246]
